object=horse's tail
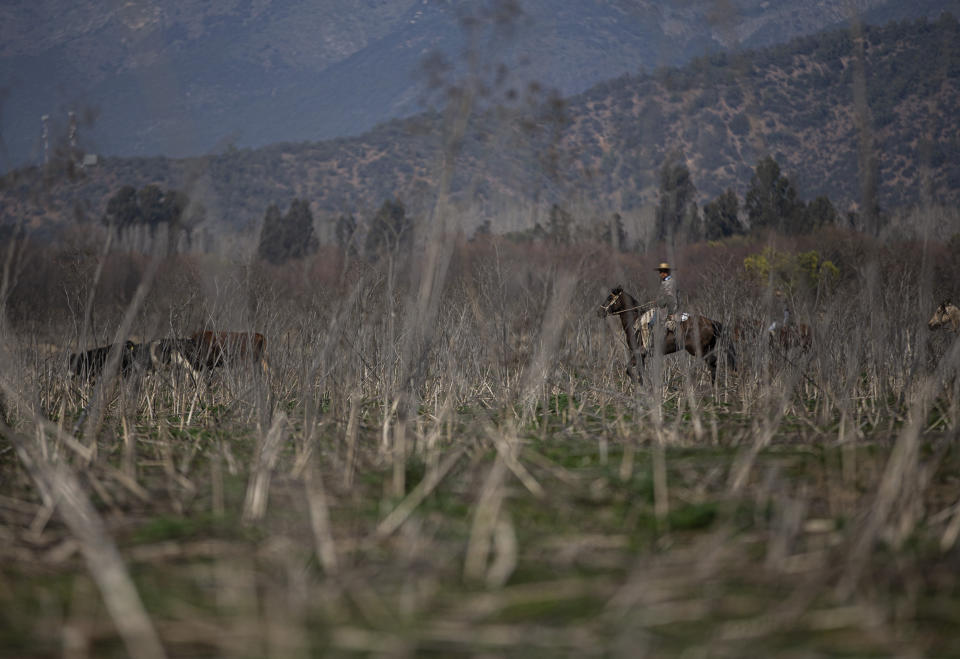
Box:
[712,319,738,372]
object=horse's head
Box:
[930,300,958,331]
[598,286,625,318]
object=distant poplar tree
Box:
[800,195,839,233]
[258,198,319,264]
[703,189,742,240]
[655,157,699,242]
[600,212,628,251]
[365,199,412,254]
[547,203,573,245]
[103,184,203,253]
[335,213,359,255]
[745,156,802,232]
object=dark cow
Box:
[188,331,268,374]
[69,333,268,382]
[69,341,150,381]
[70,339,205,382]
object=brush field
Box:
[0,234,958,658]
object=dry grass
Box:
[0,228,957,658]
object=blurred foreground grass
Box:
[2,392,958,658]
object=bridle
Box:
[600,291,647,316]
[599,290,622,315]
[933,302,960,330]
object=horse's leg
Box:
[626,353,638,383]
[726,341,738,372]
[663,330,681,357]
[638,350,647,383]
[686,322,723,383]
[678,329,709,378]
[705,352,719,383]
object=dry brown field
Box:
[0,229,958,658]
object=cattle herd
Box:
[68,331,268,382]
[62,301,955,387]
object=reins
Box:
[600,292,651,317]
[599,292,645,353]
[607,304,646,316]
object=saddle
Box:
[664,312,690,330]
[633,311,689,332]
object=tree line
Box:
[652,153,845,246]
[99,153,849,263]
[501,154,848,250]
[257,197,414,264]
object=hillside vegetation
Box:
[4,0,947,168]
[2,14,959,242]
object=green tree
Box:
[365,199,412,254]
[655,156,699,242]
[137,184,167,234]
[800,195,839,232]
[103,184,203,253]
[257,204,283,262]
[335,213,359,255]
[744,247,839,294]
[258,198,319,264]
[599,212,628,251]
[703,188,742,240]
[104,185,141,229]
[471,218,492,241]
[745,156,802,232]
[547,203,573,245]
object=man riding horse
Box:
[639,262,679,350]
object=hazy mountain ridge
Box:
[561,15,960,212]
[3,0,955,171]
[3,14,959,241]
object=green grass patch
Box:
[130,511,259,544]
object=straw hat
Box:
[654,262,671,272]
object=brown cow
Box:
[189,331,269,374]
[731,318,813,353]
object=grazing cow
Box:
[767,321,814,352]
[69,341,148,381]
[189,331,268,374]
[147,338,202,380]
[70,339,204,383]
[929,301,960,333]
[731,318,813,354]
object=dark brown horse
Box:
[598,287,736,383]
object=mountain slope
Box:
[3,14,959,240]
[2,0,956,172]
